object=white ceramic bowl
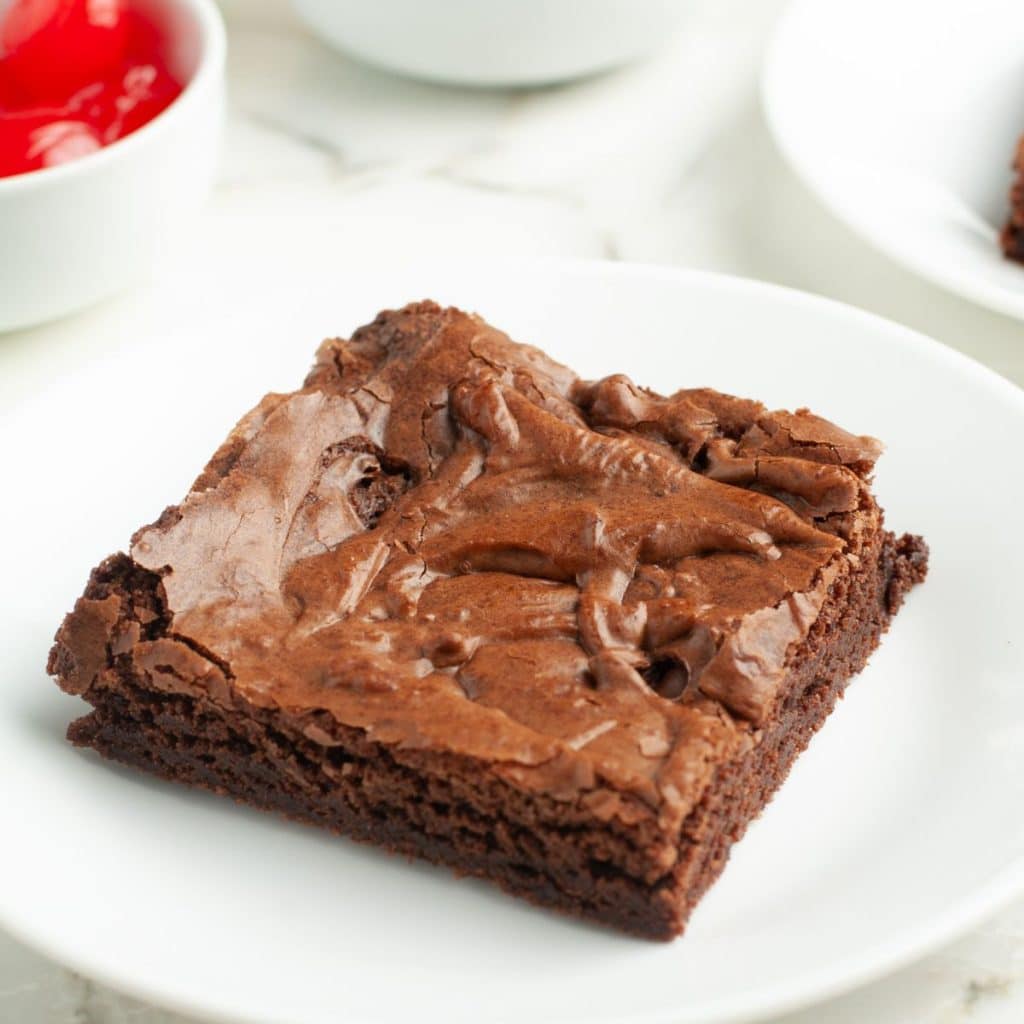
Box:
[0,0,225,333]
[291,0,685,87]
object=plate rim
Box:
[2,259,1023,1024]
[760,0,1024,322]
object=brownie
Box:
[48,301,928,940]
[1001,134,1024,264]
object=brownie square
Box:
[1002,134,1024,264]
[49,301,927,939]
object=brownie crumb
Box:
[884,533,929,615]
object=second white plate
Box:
[763,0,1024,320]
[1,263,1023,1024]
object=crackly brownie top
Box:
[128,301,882,827]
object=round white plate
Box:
[1,263,1022,1024]
[763,0,1024,320]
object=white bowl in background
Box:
[0,0,226,334]
[291,0,686,87]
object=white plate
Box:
[1,263,1022,1024]
[763,0,1024,320]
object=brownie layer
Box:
[1002,135,1024,264]
[60,529,924,939]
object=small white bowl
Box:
[291,0,685,88]
[0,0,225,333]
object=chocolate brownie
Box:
[1001,134,1024,264]
[49,301,928,940]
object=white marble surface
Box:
[3,0,1023,1020]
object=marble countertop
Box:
[2,0,1022,1020]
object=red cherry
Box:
[119,6,162,60]
[0,64,17,109]
[30,117,102,165]
[0,118,29,175]
[0,109,100,175]
[60,59,180,145]
[1,0,127,103]
[119,61,180,137]
[0,0,181,177]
